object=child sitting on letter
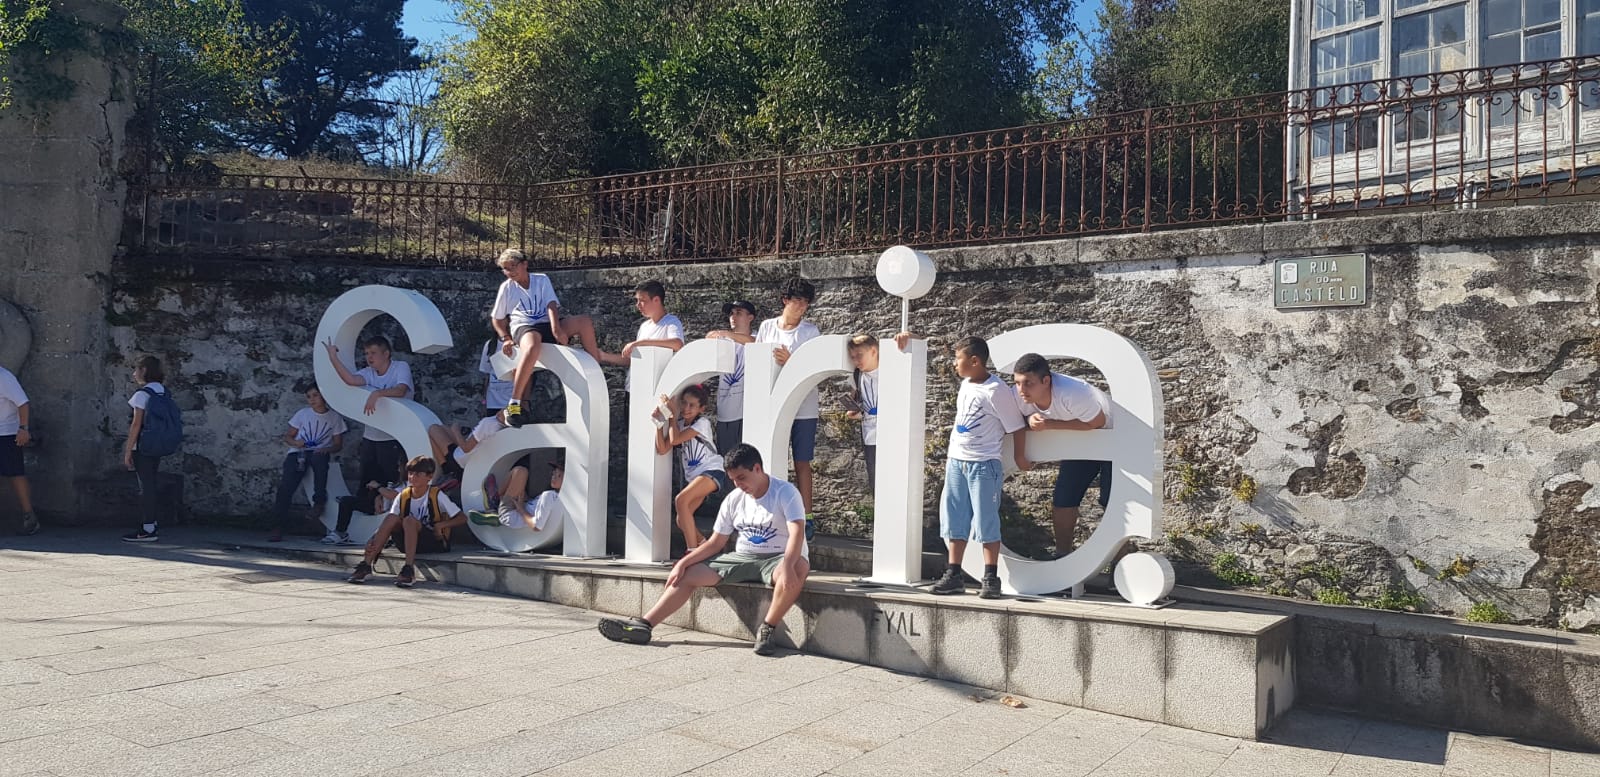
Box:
[652,384,730,550]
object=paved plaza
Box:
[0,532,1594,777]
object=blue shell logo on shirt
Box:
[737,519,779,546]
[686,457,703,470]
[722,359,744,388]
[862,376,879,415]
[300,418,335,450]
[954,395,987,435]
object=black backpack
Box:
[137,386,184,457]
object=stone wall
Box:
[0,0,130,520]
[105,203,1600,629]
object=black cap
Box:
[721,300,756,317]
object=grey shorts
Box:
[708,552,786,585]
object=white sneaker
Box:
[335,533,358,546]
[319,531,343,545]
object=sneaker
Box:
[484,474,500,510]
[395,564,416,588]
[335,533,358,546]
[468,510,501,527]
[122,529,159,543]
[753,622,778,656]
[597,616,653,645]
[18,512,39,536]
[930,567,965,595]
[505,402,526,428]
[347,561,372,584]
[979,575,1003,600]
[319,530,343,545]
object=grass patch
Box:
[1465,601,1510,624]
[1210,553,1261,587]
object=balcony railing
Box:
[126,55,1600,268]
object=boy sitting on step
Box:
[347,456,467,588]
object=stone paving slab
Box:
[0,530,1595,777]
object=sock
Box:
[143,522,157,533]
[984,564,998,578]
[947,563,961,575]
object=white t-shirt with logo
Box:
[717,342,746,421]
[855,369,880,445]
[453,415,506,467]
[501,489,562,530]
[946,374,1028,462]
[756,318,822,419]
[0,367,28,436]
[492,274,559,331]
[478,340,514,410]
[386,487,461,530]
[354,361,413,442]
[286,407,348,453]
[624,314,685,391]
[713,477,807,558]
[129,381,167,411]
[676,417,724,480]
[1018,372,1110,424]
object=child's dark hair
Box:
[953,336,989,363]
[725,443,764,472]
[362,335,393,353]
[404,455,437,475]
[636,279,667,303]
[136,355,165,383]
[1014,353,1051,380]
[679,383,710,408]
[293,378,318,394]
[779,277,815,303]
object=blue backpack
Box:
[137,386,184,457]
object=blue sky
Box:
[404,0,1102,52]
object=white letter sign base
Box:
[959,324,1171,604]
[468,344,610,555]
[313,286,453,544]
[623,338,737,563]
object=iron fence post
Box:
[774,154,785,255]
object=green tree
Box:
[234,0,421,159]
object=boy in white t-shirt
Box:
[425,409,507,476]
[1012,353,1111,555]
[755,278,822,528]
[931,336,1031,599]
[705,299,756,453]
[347,456,467,588]
[598,444,808,656]
[0,365,38,536]
[609,280,685,385]
[490,249,610,427]
[469,460,565,533]
[651,384,730,550]
[269,384,348,542]
[322,335,412,545]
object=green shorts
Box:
[707,552,786,585]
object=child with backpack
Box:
[347,456,467,588]
[122,355,182,543]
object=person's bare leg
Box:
[502,466,530,505]
[10,476,32,514]
[1052,506,1079,553]
[512,330,544,402]
[642,563,722,625]
[982,540,1001,567]
[673,477,716,548]
[763,558,810,625]
[557,315,611,362]
[794,461,814,513]
[947,538,967,566]
[426,425,453,464]
[363,514,402,564]
[402,518,421,566]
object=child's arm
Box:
[321,340,366,386]
[1011,429,1031,472]
[1027,410,1107,431]
[282,425,304,448]
[123,408,144,471]
[707,330,756,344]
[437,510,469,533]
[893,331,916,351]
[546,302,562,341]
[326,432,343,451]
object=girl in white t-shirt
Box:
[652,384,729,551]
[845,335,882,491]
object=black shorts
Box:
[1054,460,1112,509]
[513,322,556,346]
[0,436,21,477]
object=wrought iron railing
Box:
[126,56,1600,268]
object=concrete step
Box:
[239,536,1296,740]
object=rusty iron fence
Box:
[126,56,1600,268]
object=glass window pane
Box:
[1526,29,1561,61]
[1528,0,1561,26]
[1437,7,1465,44]
[1315,0,1380,32]
[1351,26,1380,61]
[1396,0,1429,10]
[1483,0,1520,36]
[1395,15,1427,53]
[1484,34,1521,66]
[1584,16,1600,56]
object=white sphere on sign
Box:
[876,245,937,299]
[1113,552,1175,606]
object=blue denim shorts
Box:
[790,418,819,463]
[1054,460,1113,508]
[940,458,1003,543]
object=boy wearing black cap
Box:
[707,299,756,453]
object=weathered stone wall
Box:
[0,0,131,520]
[106,203,1600,629]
